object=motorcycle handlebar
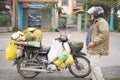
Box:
[55,38,60,40]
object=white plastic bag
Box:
[63,42,71,53]
[48,40,63,63]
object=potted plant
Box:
[0,11,12,32]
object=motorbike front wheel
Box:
[17,58,39,78]
[69,56,91,78]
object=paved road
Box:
[0,31,120,80]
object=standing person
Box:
[86,6,109,80]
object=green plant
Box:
[0,11,11,26]
[114,13,120,32]
[47,27,55,32]
[58,17,66,26]
[42,3,53,10]
[14,27,21,31]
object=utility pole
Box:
[12,0,18,30]
[84,0,88,31]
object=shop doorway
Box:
[28,8,41,28]
[23,2,51,29]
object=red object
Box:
[4,0,12,5]
[22,2,30,8]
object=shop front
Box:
[0,0,58,30]
[19,1,57,30]
[18,0,58,30]
[21,2,42,29]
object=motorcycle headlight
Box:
[60,35,68,42]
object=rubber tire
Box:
[68,56,91,78]
[17,59,39,78]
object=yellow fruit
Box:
[65,54,74,66]
[33,30,42,41]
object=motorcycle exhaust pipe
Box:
[20,67,54,73]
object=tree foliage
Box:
[85,0,120,31]
[86,0,119,17]
[87,0,120,8]
[0,11,11,26]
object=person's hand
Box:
[88,42,94,48]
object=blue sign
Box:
[29,2,43,9]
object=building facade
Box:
[56,0,84,30]
[0,0,85,31]
[0,0,58,30]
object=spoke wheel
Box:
[69,56,91,78]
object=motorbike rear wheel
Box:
[68,56,91,78]
[17,58,39,78]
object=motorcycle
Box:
[13,29,91,78]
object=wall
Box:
[58,0,73,15]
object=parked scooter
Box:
[13,28,91,78]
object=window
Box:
[76,0,83,3]
[62,0,68,5]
